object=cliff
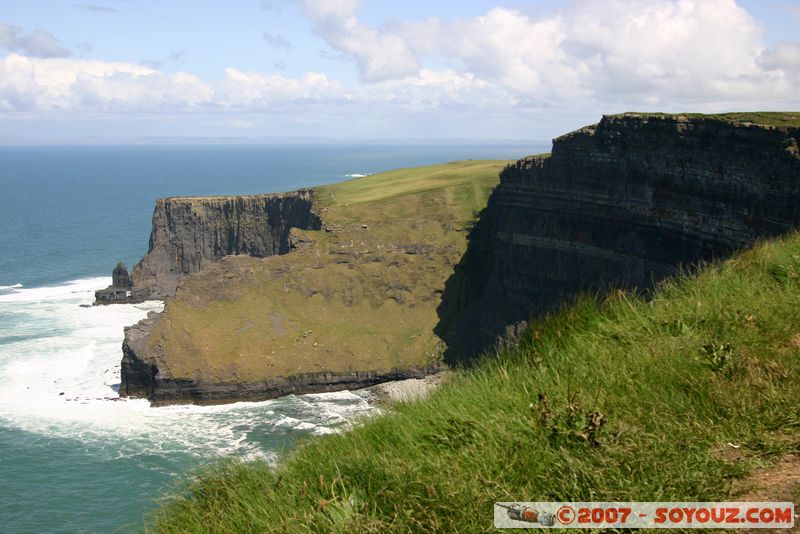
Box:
[130,190,321,300]
[119,161,506,404]
[437,113,800,359]
[119,112,800,404]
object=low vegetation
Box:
[145,160,506,382]
[147,229,800,532]
[621,111,800,127]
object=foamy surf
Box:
[0,283,23,292]
[0,277,376,461]
[345,173,371,178]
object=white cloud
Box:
[227,118,257,129]
[0,21,71,58]
[1,0,799,140]
[783,3,800,19]
[218,68,345,107]
[557,0,773,105]
[299,0,419,82]
[399,8,581,102]
[297,0,800,111]
[74,4,118,13]
[0,54,211,111]
[760,40,800,86]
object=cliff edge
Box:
[437,112,800,359]
[130,190,321,301]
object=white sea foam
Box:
[345,173,370,178]
[0,283,23,293]
[0,278,376,460]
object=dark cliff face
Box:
[130,190,321,300]
[437,114,800,359]
[120,312,160,398]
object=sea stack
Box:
[94,262,133,305]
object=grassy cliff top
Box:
[613,111,800,128]
[315,160,504,207]
[156,190,313,203]
[145,160,508,383]
[149,230,800,532]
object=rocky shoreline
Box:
[121,310,442,405]
[357,371,448,405]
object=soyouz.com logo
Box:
[493,502,795,529]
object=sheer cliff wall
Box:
[437,114,800,358]
[130,190,321,300]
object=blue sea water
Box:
[0,143,538,533]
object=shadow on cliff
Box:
[434,203,497,366]
[434,206,714,368]
[433,205,797,368]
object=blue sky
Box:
[1,0,799,143]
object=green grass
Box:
[146,232,800,532]
[145,160,507,383]
[615,111,800,127]
[315,160,505,208]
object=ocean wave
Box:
[0,283,23,295]
[0,283,23,290]
[0,277,109,303]
[345,173,371,178]
[0,277,375,460]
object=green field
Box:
[147,229,800,532]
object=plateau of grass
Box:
[617,111,800,128]
[147,231,800,532]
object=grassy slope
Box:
[616,111,800,127]
[146,160,506,381]
[148,231,800,532]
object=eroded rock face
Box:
[437,114,800,358]
[130,190,321,300]
[120,311,161,398]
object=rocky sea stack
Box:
[94,262,133,305]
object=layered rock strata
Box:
[437,114,800,358]
[130,190,321,300]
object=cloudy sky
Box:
[1,0,799,143]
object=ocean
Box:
[0,143,538,533]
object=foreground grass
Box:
[148,233,800,532]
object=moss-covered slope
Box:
[123,160,507,403]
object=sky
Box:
[0,0,799,143]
